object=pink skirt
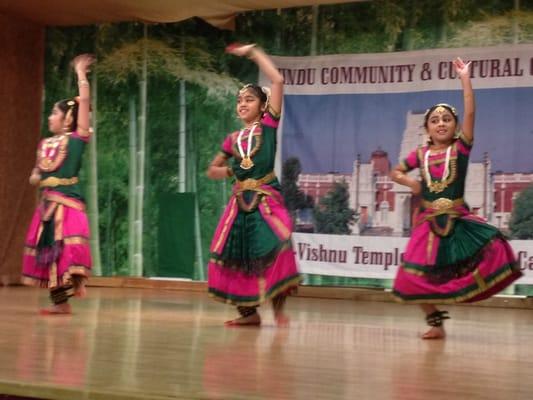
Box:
[392,205,521,303]
[208,184,300,306]
[208,246,300,306]
[22,191,91,288]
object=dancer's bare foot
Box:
[422,326,445,340]
[224,313,261,327]
[39,303,72,315]
[74,284,87,298]
[274,313,290,327]
[272,294,289,326]
[420,305,449,340]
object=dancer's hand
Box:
[29,171,41,186]
[225,43,257,58]
[72,53,96,75]
[453,57,471,79]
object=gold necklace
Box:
[37,134,69,172]
[423,144,457,193]
[233,122,264,170]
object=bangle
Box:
[226,166,234,177]
[77,127,90,136]
[78,79,89,87]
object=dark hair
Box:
[423,103,458,128]
[55,98,79,132]
[238,84,268,104]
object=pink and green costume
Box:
[392,135,521,303]
[22,131,92,289]
[207,112,301,306]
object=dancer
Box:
[390,57,521,339]
[22,54,95,314]
[206,43,301,326]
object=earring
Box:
[63,103,74,133]
[63,116,73,132]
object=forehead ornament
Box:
[239,84,254,96]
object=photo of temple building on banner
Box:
[297,110,533,236]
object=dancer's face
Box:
[236,89,263,124]
[48,105,66,135]
[426,108,457,145]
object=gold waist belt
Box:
[235,171,276,192]
[42,192,85,211]
[40,176,79,188]
[421,197,464,211]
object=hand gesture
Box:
[453,57,471,79]
[72,53,96,75]
[225,43,256,58]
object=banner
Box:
[261,44,533,288]
[293,233,533,285]
[268,44,533,95]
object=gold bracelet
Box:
[78,79,89,86]
[77,127,90,137]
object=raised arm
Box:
[72,54,95,135]
[226,44,284,115]
[453,57,474,143]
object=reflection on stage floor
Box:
[0,286,532,400]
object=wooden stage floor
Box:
[0,286,532,400]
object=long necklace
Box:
[237,122,258,170]
[424,145,452,193]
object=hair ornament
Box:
[427,103,458,117]
[239,83,254,95]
